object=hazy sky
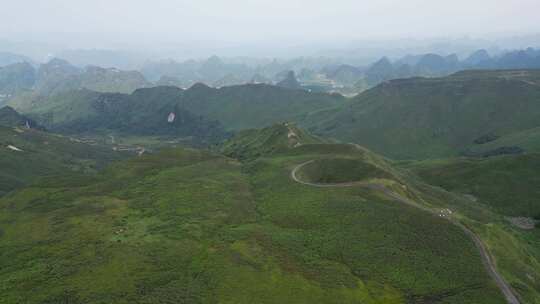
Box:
[2,0,539,44]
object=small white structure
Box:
[167,112,176,123]
[7,145,23,152]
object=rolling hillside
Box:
[12,87,229,145]
[0,125,126,196]
[176,83,344,131]
[305,69,540,159]
[221,122,325,159]
[402,153,540,217]
[11,84,344,142]
[0,106,42,129]
[0,125,512,304]
[401,153,540,303]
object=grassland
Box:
[295,158,391,184]
[303,70,540,159]
[467,127,540,155]
[0,126,126,196]
[400,153,540,303]
[402,153,540,217]
[0,139,507,303]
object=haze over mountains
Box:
[2,46,540,102]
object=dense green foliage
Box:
[11,83,343,143]
[13,87,229,144]
[221,123,324,160]
[0,136,506,303]
[175,83,344,131]
[400,154,540,303]
[403,153,540,217]
[304,70,540,159]
[467,126,540,155]
[296,158,391,184]
[0,126,126,196]
[0,106,42,129]
[3,62,540,303]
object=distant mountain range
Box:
[1,47,540,99]
[1,58,151,96]
[358,48,540,86]
[0,51,34,67]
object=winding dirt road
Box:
[290,160,520,304]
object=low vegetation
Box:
[0,126,508,303]
[403,153,540,217]
[304,70,540,159]
[0,126,126,196]
[295,158,391,184]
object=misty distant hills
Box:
[34,58,151,95]
[276,71,302,90]
[0,51,34,67]
[0,62,35,94]
[0,58,150,101]
[360,48,540,86]
[2,47,540,99]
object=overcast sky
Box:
[1,0,539,57]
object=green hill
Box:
[466,126,540,155]
[13,87,229,145]
[295,158,392,184]
[221,123,324,159]
[0,135,510,303]
[11,84,344,143]
[400,153,540,303]
[402,153,540,217]
[178,83,344,131]
[0,126,125,196]
[2,102,540,303]
[305,70,540,159]
[0,106,42,129]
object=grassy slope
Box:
[9,84,343,144]
[0,142,505,303]
[468,126,540,154]
[11,84,344,133]
[9,88,228,144]
[0,126,126,196]
[295,158,392,184]
[180,84,345,131]
[0,106,41,129]
[221,123,325,160]
[304,70,540,159]
[7,90,103,130]
[402,154,540,217]
[400,154,540,303]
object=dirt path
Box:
[290,160,520,304]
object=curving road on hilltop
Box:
[290,159,520,304]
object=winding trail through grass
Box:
[290,159,521,304]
